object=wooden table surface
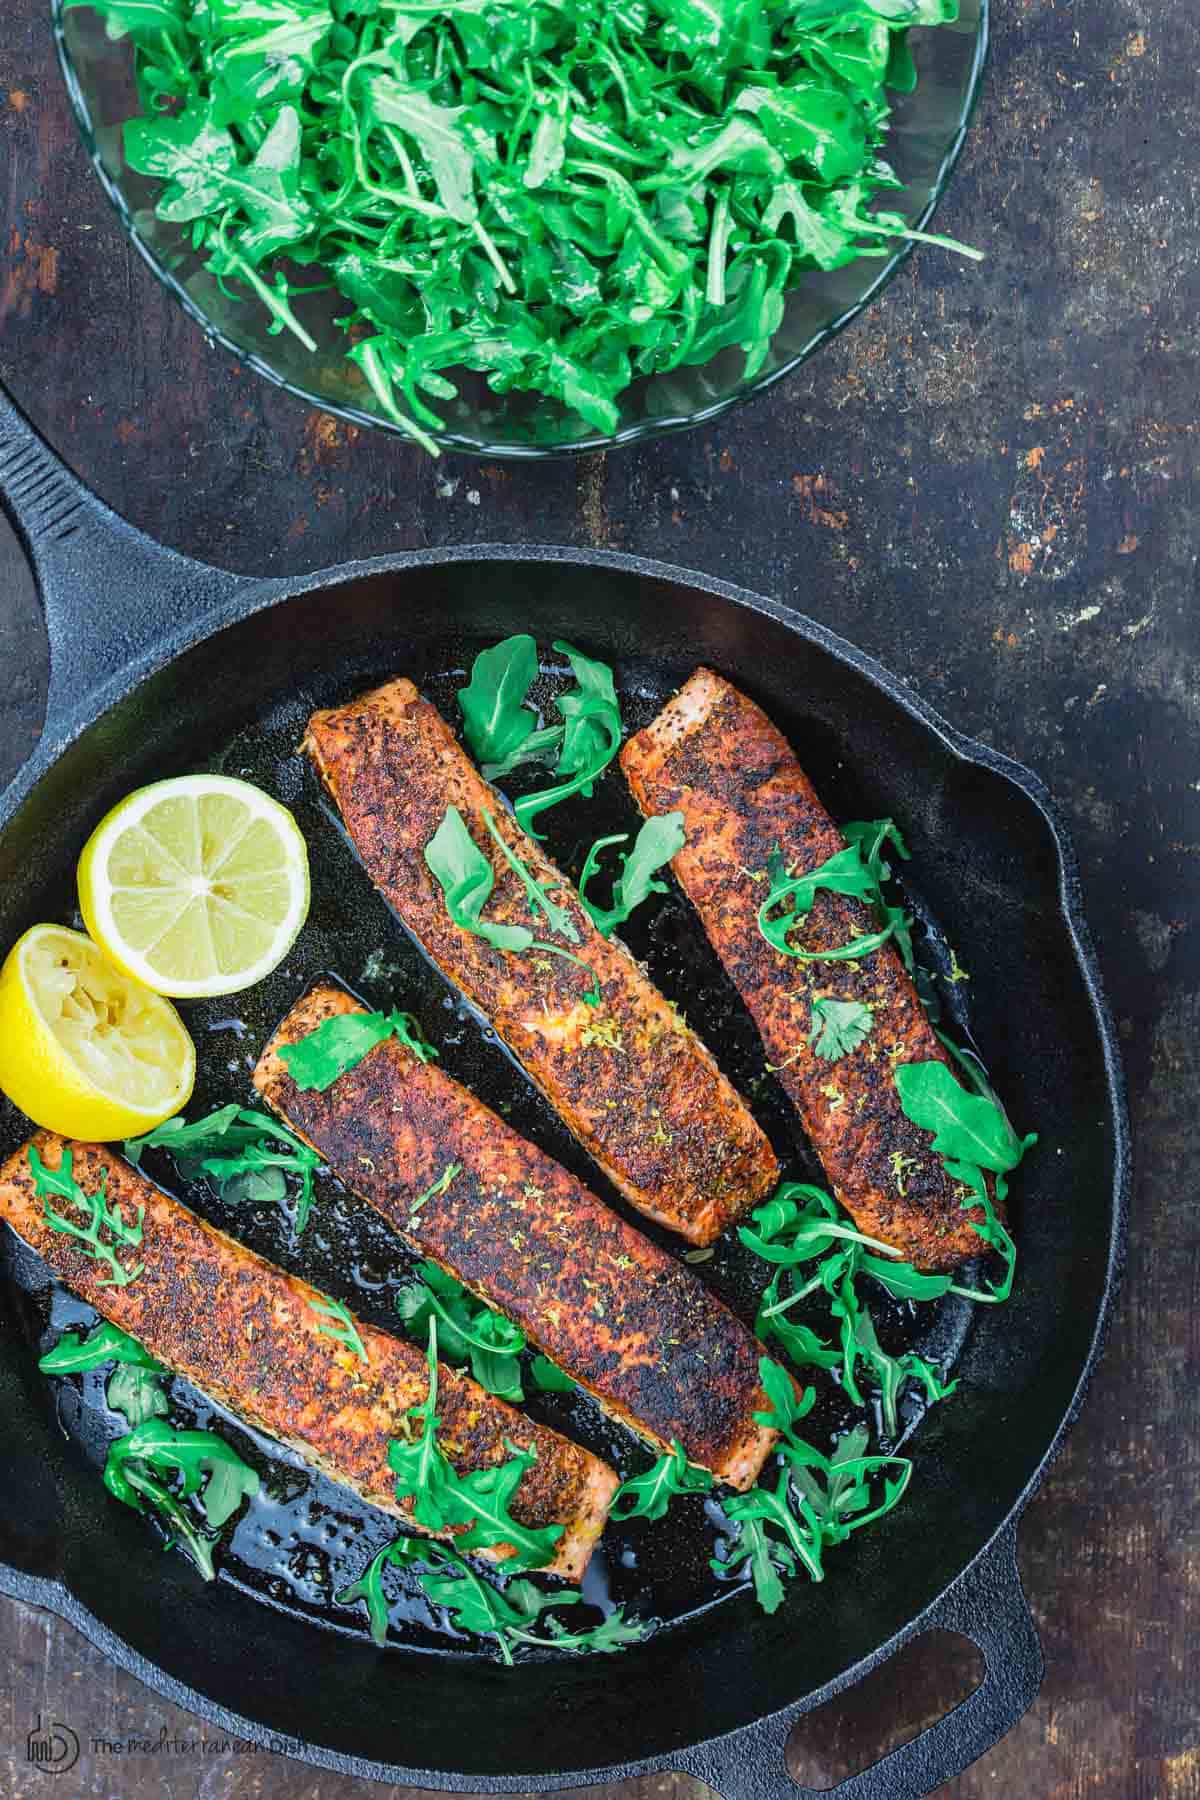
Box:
[1,0,1198,1794]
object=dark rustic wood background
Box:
[1,0,1198,1794]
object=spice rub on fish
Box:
[302,676,778,1246]
[621,668,1005,1273]
[0,1134,615,1580]
[256,982,779,1489]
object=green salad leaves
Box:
[278,1008,437,1092]
[387,1321,564,1568]
[78,0,975,452]
[40,1320,169,1427]
[396,1258,528,1401]
[457,637,623,834]
[611,1439,715,1523]
[337,1533,645,1660]
[104,1419,261,1582]
[579,813,686,938]
[28,1145,144,1288]
[126,1104,324,1235]
[425,805,601,1003]
[742,1184,959,1438]
[713,1358,912,1612]
[756,817,913,967]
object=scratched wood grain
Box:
[2,0,1199,1792]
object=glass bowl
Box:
[53,0,987,459]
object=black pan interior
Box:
[0,560,1113,1781]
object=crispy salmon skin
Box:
[302,676,778,1245]
[621,668,1005,1272]
[0,1134,616,1579]
[256,982,779,1489]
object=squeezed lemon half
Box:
[78,774,310,999]
[0,925,195,1140]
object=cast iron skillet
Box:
[0,386,1128,1800]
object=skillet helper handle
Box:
[682,1525,1042,1800]
[0,384,244,755]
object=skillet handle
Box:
[0,385,246,759]
[680,1524,1042,1800]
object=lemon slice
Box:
[78,774,310,999]
[0,925,195,1140]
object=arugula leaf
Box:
[336,1537,412,1647]
[358,72,481,225]
[513,643,623,835]
[106,1362,170,1428]
[29,1146,144,1288]
[458,635,549,775]
[579,813,685,937]
[712,1513,792,1614]
[387,1323,562,1567]
[338,1533,646,1660]
[894,1061,1037,1175]
[126,1106,323,1235]
[529,1354,577,1393]
[713,1357,913,1613]
[756,840,898,964]
[396,1259,527,1400]
[104,1419,260,1578]
[611,1439,715,1522]
[65,0,188,52]
[425,807,537,954]
[309,1292,369,1363]
[743,1187,959,1438]
[38,1321,160,1375]
[808,997,874,1061]
[39,1321,169,1426]
[426,807,601,1002]
[278,1008,436,1093]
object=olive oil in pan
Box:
[0,643,995,1656]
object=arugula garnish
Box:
[611,1439,715,1523]
[104,1419,260,1581]
[309,1292,369,1363]
[39,1320,169,1427]
[529,1355,577,1394]
[578,813,686,938]
[893,1058,1034,1302]
[396,1259,527,1401]
[457,638,624,834]
[39,1320,158,1375]
[756,817,912,967]
[458,635,553,779]
[515,643,623,835]
[83,0,974,454]
[126,1105,323,1236]
[28,1146,144,1288]
[337,1533,645,1661]
[425,806,600,1004]
[808,997,874,1062]
[713,1357,911,1612]
[742,1185,959,1438]
[278,1009,436,1093]
[387,1322,563,1569]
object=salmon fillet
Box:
[302,676,778,1246]
[255,982,778,1489]
[621,668,1004,1272]
[0,1133,616,1579]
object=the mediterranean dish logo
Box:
[25,1716,80,1776]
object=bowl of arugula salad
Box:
[54,0,987,457]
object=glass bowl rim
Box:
[51,0,990,462]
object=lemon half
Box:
[0,925,195,1140]
[78,774,310,999]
